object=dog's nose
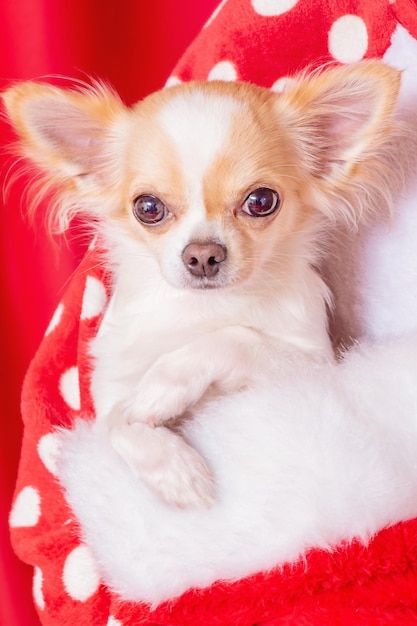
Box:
[182,242,227,278]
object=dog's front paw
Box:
[110,421,214,508]
[148,432,215,508]
[127,350,206,426]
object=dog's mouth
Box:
[186,276,226,290]
[168,260,244,292]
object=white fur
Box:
[57,332,417,605]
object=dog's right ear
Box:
[2,81,129,229]
[274,61,402,225]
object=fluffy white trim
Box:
[57,333,417,606]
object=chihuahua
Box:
[2,61,400,507]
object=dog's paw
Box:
[110,421,214,508]
[148,434,215,508]
[127,350,207,425]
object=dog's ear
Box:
[275,61,402,222]
[2,81,128,229]
[277,61,401,183]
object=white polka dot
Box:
[252,0,299,16]
[328,15,368,63]
[271,76,297,92]
[37,432,62,476]
[165,76,182,88]
[9,486,41,528]
[204,0,228,27]
[60,367,81,411]
[107,617,122,626]
[81,276,107,320]
[33,567,45,610]
[208,61,238,81]
[45,303,64,336]
[62,544,100,602]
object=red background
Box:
[0,2,218,624]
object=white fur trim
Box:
[57,333,417,605]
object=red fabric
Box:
[172,0,396,85]
[6,0,417,624]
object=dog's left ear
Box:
[2,81,126,176]
[1,81,129,230]
[276,61,401,187]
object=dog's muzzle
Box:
[182,241,227,279]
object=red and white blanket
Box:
[9,1,417,624]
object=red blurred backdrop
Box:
[0,2,218,623]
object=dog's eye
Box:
[132,194,167,225]
[242,188,281,217]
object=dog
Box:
[2,61,401,508]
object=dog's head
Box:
[2,62,401,290]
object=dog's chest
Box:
[95,288,249,359]
[89,287,259,417]
[91,287,250,382]
[89,271,332,420]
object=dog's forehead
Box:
[155,88,244,181]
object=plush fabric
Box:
[9,0,417,624]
